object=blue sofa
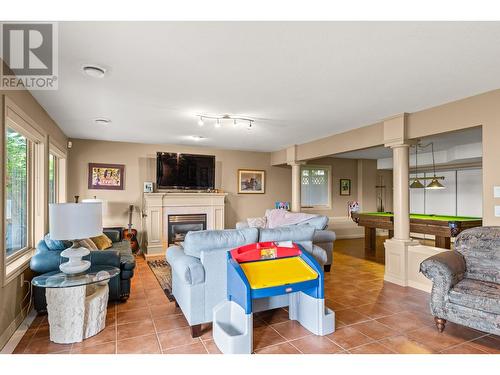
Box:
[30,228,136,313]
[166,225,325,337]
[236,213,336,271]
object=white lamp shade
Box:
[49,203,103,240]
[82,198,108,215]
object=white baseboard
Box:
[335,234,364,239]
[0,308,36,353]
[407,280,432,293]
[328,216,364,239]
[383,273,407,287]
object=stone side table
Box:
[32,266,120,344]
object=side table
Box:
[32,265,120,344]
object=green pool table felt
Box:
[358,212,482,222]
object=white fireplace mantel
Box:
[143,192,227,256]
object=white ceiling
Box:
[334,127,483,160]
[31,22,500,152]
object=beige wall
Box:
[67,139,292,231]
[406,89,500,225]
[0,62,68,350]
[377,169,393,212]
[304,157,358,217]
[357,159,378,213]
[271,122,385,165]
[273,89,500,226]
[304,157,392,217]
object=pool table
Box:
[351,212,482,250]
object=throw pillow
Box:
[77,238,98,250]
[90,234,113,250]
[43,234,72,251]
[247,216,267,229]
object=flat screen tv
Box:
[156,152,215,190]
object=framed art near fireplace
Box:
[238,169,265,194]
[88,163,125,190]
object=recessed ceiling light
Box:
[191,135,205,141]
[94,118,111,125]
[83,65,106,78]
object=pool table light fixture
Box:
[410,144,425,189]
[409,141,446,190]
[426,177,445,190]
[410,179,425,189]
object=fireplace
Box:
[167,214,207,246]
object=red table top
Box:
[230,241,301,263]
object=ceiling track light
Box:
[195,114,255,130]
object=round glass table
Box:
[32,265,120,289]
[32,265,120,344]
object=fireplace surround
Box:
[167,214,207,246]
[143,192,226,256]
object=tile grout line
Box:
[114,302,118,354]
[435,332,492,353]
[22,315,43,354]
[199,338,210,354]
[148,298,164,353]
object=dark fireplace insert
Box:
[167,214,207,246]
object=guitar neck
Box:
[128,205,134,230]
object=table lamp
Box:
[82,197,108,215]
[49,202,103,274]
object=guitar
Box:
[123,205,140,253]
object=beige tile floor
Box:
[13,238,500,354]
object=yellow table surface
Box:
[239,257,318,289]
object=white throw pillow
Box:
[247,216,267,229]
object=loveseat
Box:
[420,226,500,335]
[166,226,324,337]
[236,212,336,271]
[30,228,136,313]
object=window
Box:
[301,165,331,208]
[5,128,29,257]
[48,153,57,204]
[49,144,67,204]
[3,98,48,283]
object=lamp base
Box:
[59,260,91,275]
[60,246,91,275]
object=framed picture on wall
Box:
[340,178,351,196]
[238,169,265,194]
[143,181,154,193]
[88,163,125,190]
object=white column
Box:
[392,144,411,240]
[384,142,419,287]
[289,162,302,212]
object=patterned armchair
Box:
[420,226,500,335]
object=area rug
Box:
[147,258,175,301]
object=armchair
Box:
[420,226,500,335]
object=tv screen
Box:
[156,152,215,190]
